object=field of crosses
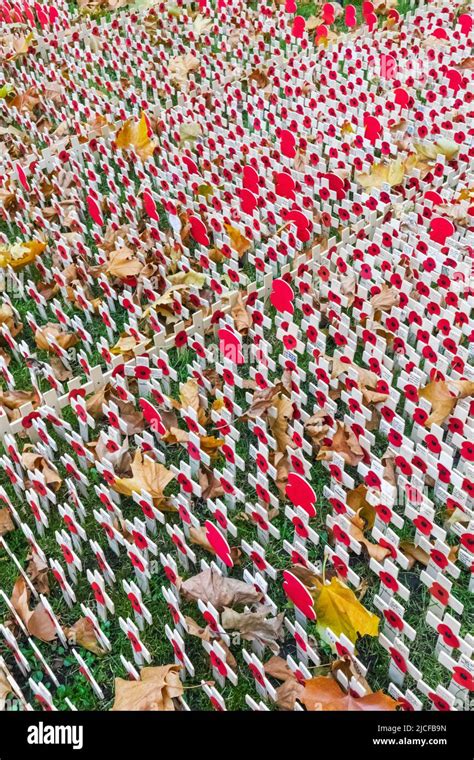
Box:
[0,0,473,713]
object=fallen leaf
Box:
[21,447,62,492]
[275,676,304,710]
[65,618,107,656]
[264,655,294,682]
[11,577,56,642]
[302,676,397,711]
[231,292,252,335]
[26,553,49,595]
[414,139,459,162]
[242,383,283,419]
[370,285,399,313]
[199,467,225,500]
[356,158,405,190]
[269,394,294,453]
[271,451,290,495]
[347,485,376,529]
[400,541,458,570]
[0,666,13,710]
[313,577,379,643]
[181,567,262,610]
[112,664,183,710]
[224,224,251,257]
[169,53,200,89]
[349,512,391,562]
[113,449,174,506]
[0,388,39,411]
[317,422,364,467]
[35,323,79,353]
[419,379,474,427]
[221,606,285,653]
[106,247,144,279]
[115,112,156,160]
[0,508,14,536]
[179,121,202,144]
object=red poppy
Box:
[389,647,407,673]
[380,571,399,593]
[429,582,449,606]
[428,692,451,712]
[437,623,460,649]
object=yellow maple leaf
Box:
[314,577,379,643]
[115,112,156,160]
[355,158,405,190]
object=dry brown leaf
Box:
[181,568,262,610]
[275,676,305,710]
[264,655,294,682]
[11,577,56,642]
[86,385,110,418]
[419,379,474,427]
[221,606,284,653]
[270,394,294,453]
[304,410,331,450]
[349,512,391,562]
[113,449,174,506]
[317,422,364,467]
[106,247,144,279]
[370,285,399,313]
[400,541,458,570]
[112,665,183,711]
[65,617,107,656]
[26,553,49,595]
[0,508,14,536]
[169,53,200,88]
[231,292,252,335]
[242,383,284,419]
[347,485,376,529]
[0,667,12,710]
[0,388,39,410]
[35,323,78,353]
[271,451,290,495]
[199,467,225,500]
[110,332,150,358]
[21,447,62,492]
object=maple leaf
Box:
[224,224,252,257]
[0,240,46,270]
[0,508,14,536]
[106,247,144,279]
[65,618,107,656]
[10,577,57,642]
[317,422,364,467]
[115,112,156,160]
[356,158,405,190]
[113,449,174,506]
[414,139,459,162]
[181,567,262,610]
[221,606,285,653]
[313,577,380,643]
[302,676,397,711]
[419,379,474,427]
[34,322,79,353]
[112,665,183,711]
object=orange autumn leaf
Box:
[302,676,398,711]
